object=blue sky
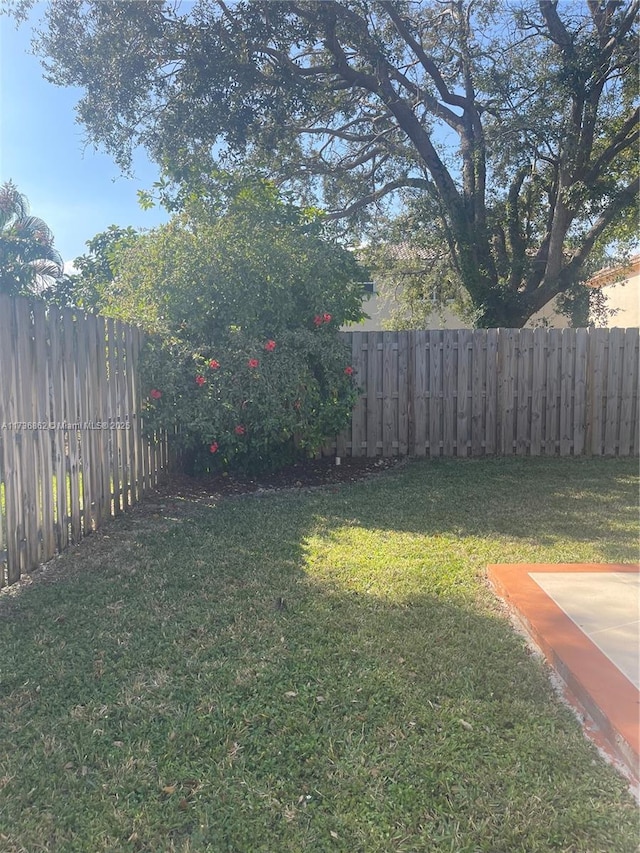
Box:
[0,7,169,266]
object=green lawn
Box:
[0,456,638,852]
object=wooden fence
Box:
[334,328,639,459]
[0,296,168,587]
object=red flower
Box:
[195,375,206,386]
[264,340,276,352]
[344,366,354,376]
[209,359,220,370]
[248,358,259,368]
[323,313,332,323]
[209,442,219,454]
[313,314,324,326]
[149,388,162,400]
[234,424,246,436]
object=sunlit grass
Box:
[0,456,637,852]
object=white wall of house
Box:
[347,256,639,331]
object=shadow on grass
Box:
[0,455,638,852]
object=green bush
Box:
[103,184,365,473]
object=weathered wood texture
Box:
[336,328,639,460]
[0,296,168,586]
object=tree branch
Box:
[323,177,433,220]
[381,2,468,110]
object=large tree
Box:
[15,0,639,326]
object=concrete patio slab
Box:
[487,563,640,790]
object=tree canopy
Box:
[14,0,639,326]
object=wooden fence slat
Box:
[516,328,533,455]
[618,328,639,456]
[95,316,112,516]
[0,297,22,581]
[559,328,574,456]
[442,331,456,457]
[530,327,546,456]
[124,325,141,503]
[498,329,516,455]
[426,331,440,456]
[397,331,409,455]
[365,332,379,457]
[456,330,471,457]
[48,308,69,551]
[115,320,133,506]
[414,331,428,456]
[587,328,607,455]
[62,310,83,542]
[471,330,485,456]
[572,329,588,456]
[545,329,561,456]
[382,334,395,457]
[604,328,623,456]
[485,329,498,455]
[14,300,39,573]
[32,301,56,561]
[106,318,122,513]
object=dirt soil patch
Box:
[149,454,407,505]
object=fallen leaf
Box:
[162,785,177,795]
[330,830,339,839]
[112,741,124,748]
[284,691,298,698]
[178,798,189,811]
[63,762,74,771]
[459,719,473,731]
[315,695,325,702]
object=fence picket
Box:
[454,330,469,457]
[587,329,607,455]
[425,331,440,457]
[414,331,428,455]
[397,331,410,455]
[545,329,561,456]
[573,329,588,456]
[618,329,638,456]
[604,328,623,456]
[530,327,546,455]
[470,331,484,456]
[516,329,533,455]
[560,328,574,456]
[382,334,396,457]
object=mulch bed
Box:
[149,454,407,504]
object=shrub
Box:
[104,184,365,473]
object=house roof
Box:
[586,254,640,289]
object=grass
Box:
[0,456,638,853]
